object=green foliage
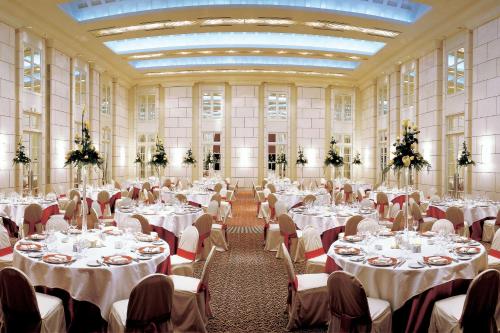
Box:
[134,153,144,164]
[324,137,344,167]
[203,150,219,170]
[352,152,362,165]
[149,136,169,177]
[65,115,103,169]
[296,146,308,166]
[457,141,475,168]
[13,141,31,166]
[183,147,197,166]
[383,119,431,175]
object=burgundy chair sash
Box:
[177,248,196,261]
[132,188,140,200]
[287,276,299,305]
[270,207,276,220]
[263,223,269,241]
[126,313,171,331]
[331,310,371,333]
[344,191,352,202]
[98,201,110,218]
[490,249,500,259]
[23,219,41,236]
[305,247,325,260]
[188,201,202,208]
[196,231,211,253]
[280,231,297,252]
[375,202,388,215]
[0,247,13,257]
[197,282,211,316]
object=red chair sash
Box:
[132,187,140,200]
[23,219,40,236]
[98,201,110,218]
[177,248,196,261]
[287,276,299,305]
[375,202,388,215]
[270,207,276,220]
[305,247,325,260]
[196,231,211,253]
[280,231,297,251]
[197,282,211,316]
[345,191,352,201]
[489,249,500,259]
[0,247,13,257]
[263,223,269,240]
[331,310,371,333]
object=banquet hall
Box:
[0,0,499,332]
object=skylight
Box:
[60,0,430,23]
[104,32,385,56]
[130,56,359,70]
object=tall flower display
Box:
[324,137,344,179]
[148,136,169,179]
[452,141,475,198]
[296,146,308,179]
[276,149,287,178]
[183,147,197,166]
[13,140,32,195]
[352,152,362,166]
[65,109,103,231]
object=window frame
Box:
[447,47,465,95]
[402,62,416,108]
[137,94,156,122]
[201,91,223,119]
[334,94,353,121]
[267,92,288,120]
[23,46,42,94]
[74,68,87,106]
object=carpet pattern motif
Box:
[192,189,326,332]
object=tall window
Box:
[101,84,111,115]
[202,132,221,172]
[74,69,87,106]
[267,133,287,171]
[202,92,223,119]
[267,92,288,119]
[378,78,389,115]
[101,127,112,182]
[333,134,352,179]
[22,109,42,194]
[446,114,465,195]
[447,47,465,95]
[138,95,156,121]
[402,62,416,107]
[334,95,352,121]
[23,47,41,93]
[137,134,156,178]
[378,130,388,179]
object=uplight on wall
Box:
[56,140,68,169]
[478,137,493,171]
[172,147,184,167]
[306,148,317,167]
[120,146,126,166]
[239,147,251,167]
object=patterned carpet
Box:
[193,189,327,332]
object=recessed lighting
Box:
[177,51,192,55]
[251,50,262,54]
[324,53,333,57]
[277,50,287,54]
[226,50,238,54]
[128,53,164,59]
[199,50,214,54]
[299,51,312,55]
[349,56,361,60]
[145,69,346,78]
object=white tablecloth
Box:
[327,236,487,309]
[161,191,211,207]
[369,190,424,204]
[13,232,169,318]
[0,200,59,226]
[290,206,378,234]
[114,206,203,237]
[275,191,331,209]
[428,203,498,225]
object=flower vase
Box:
[453,171,460,199]
[81,165,88,233]
[332,166,336,181]
[403,167,410,234]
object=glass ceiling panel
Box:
[130,56,359,70]
[105,32,385,56]
[60,0,430,23]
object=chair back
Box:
[69,189,80,201]
[360,198,374,209]
[334,192,343,205]
[0,221,10,249]
[267,183,277,193]
[142,182,151,192]
[263,188,271,199]
[491,228,500,250]
[163,178,172,189]
[261,179,268,189]
[194,214,213,238]
[0,267,42,332]
[302,226,325,259]
[126,274,174,332]
[278,214,296,235]
[199,246,217,291]
[326,180,334,195]
[213,183,223,193]
[356,218,379,234]
[431,219,455,234]
[23,204,43,236]
[344,184,353,203]
[460,269,499,333]
[391,211,404,231]
[410,202,423,223]
[356,188,365,201]
[207,200,219,219]
[275,201,288,217]
[83,207,98,229]
[177,226,199,260]
[344,215,364,236]
[327,271,372,332]
[64,199,77,221]
[175,193,188,204]
[388,203,400,219]
[280,244,297,290]
[376,192,389,205]
[114,180,122,190]
[130,214,152,234]
[409,191,420,204]
[225,190,234,202]
[303,194,316,205]
[445,206,465,231]
[267,193,278,210]
[210,193,222,206]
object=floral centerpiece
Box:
[203,150,219,176]
[65,109,103,231]
[324,137,344,179]
[134,153,144,165]
[149,136,169,179]
[13,140,32,195]
[276,150,287,178]
[352,152,362,165]
[452,141,475,198]
[183,147,197,166]
[296,146,307,179]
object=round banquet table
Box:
[427,202,498,240]
[0,199,60,235]
[13,231,170,323]
[114,205,203,253]
[290,205,378,251]
[327,234,487,332]
[274,190,331,209]
[161,190,211,207]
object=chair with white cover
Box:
[22,203,43,237]
[360,198,375,209]
[108,274,174,333]
[213,183,223,193]
[281,244,329,331]
[175,193,188,204]
[45,215,69,233]
[411,202,436,232]
[275,200,287,217]
[0,219,13,269]
[303,194,316,206]
[482,210,500,242]
[334,192,343,205]
[194,213,213,261]
[267,193,278,221]
[302,226,327,273]
[429,269,499,333]
[375,192,390,219]
[276,214,305,262]
[170,226,199,276]
[487,228,500,270]
[209,200,228,252]
[267,183,277,194]
[220,190,233,219]
[357,188,366,202]
[117,216,142,233]
[115,197,132,210]
[96,191,112,218]
[431,219,455,234]
[343,184,354,203]
[0,267,66,333]
[130,214,152,234]
[446,206,470,237]
[263,205,281,252]
[327,271,392,333]
[343,215,364,237]
[390,211,405,232]
[357,218,380,234]
[379,203,400,228]
[170,246,216,333]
